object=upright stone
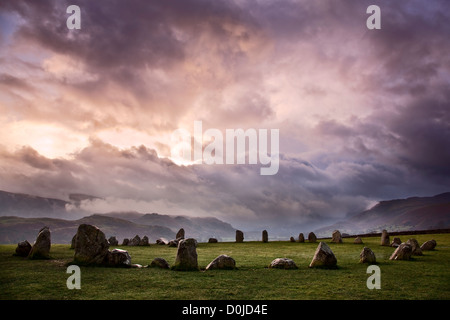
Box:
[309,242,337,268]
[15,240,32,257]
[128,235,141,246]
[331,230,343,243]
[236,230,244,243]
[262,230,268,243]
[172,238,199,271]
[176,228,185,239]
[406,238,423,256]
[208,238,218,243]
[108,236,119,246]
[420,239,437,251]
[28,226,51,260]
[140,236,149,246]
[73,224,109,265]
[290,236,296,242]
[308,232,317,243]
[390,243,412,260]
[359,247,376,264]
[298,233,305,243]
[380,230,390,246]
[122,238,129,246]
[391,237,402,247]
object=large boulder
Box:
[108,236,119,246]
[28,226,51,260]
[14,240,32,257]
[172,238,199,271]
[262,230,268,243]
[298,233,305,243]
[269,258,298,269]
[176,228,185,239]
[308,232,317,243]
[128,235,141,246]
[150,257,170,269]
[140,236,150,246]
[406,238,423,256]
[206,255,236,270]
[420,239,437,251]
[380,230,390,246]
[309,242,337,268]
[390,243,412,260]
[359,247,376,264]
[73,224,110,265]
[236,230,244,243]
[331,230,343,244]
[106,248,132,267]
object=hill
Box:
[315,192,450,236]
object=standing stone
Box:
[73,224,109,265]
[122,238,129,246]
[331,230,343,243]
[172,238,199,271]
[390,237,402,247]
[106,248,132,267]
[15,240,32,257]
[308,232,317,243]
[380,230,390,246]
[420,239,437,251]
[390,243,412,260]
[298,233,305,243]
[262,230,268,243]
[206,255,236,270]
[176,228,185,239]
[359,247,376,264]
[309,242,337,268]
[354,236,363,244]
[236,230,244,243]
[71,234,77,249]
[108,236,119,246]
[208,238,218,243]
[150,257,170,269]
[128,235,141,246]
[290,236,295,242]
[28,226,51,260]
[269,258,298,269]
[140,236,150,246]
[406,238,423,256]
[168,239,179,247]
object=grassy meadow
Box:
[0,233,449,300]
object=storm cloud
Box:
[0,0,449,234]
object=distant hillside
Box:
[0,214,174,244]
[315,192,450,237]
[105,212,237,241]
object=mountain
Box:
[315,192,450,236]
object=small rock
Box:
[353,236,363,244]
[420,239,437,251]
[359,247,376,264]
[150,257,170,269]
[269,258,298,269]
[206,255,236,270]
[309,242,337,268]
[14,240,32,257]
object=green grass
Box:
[1,234,449,300]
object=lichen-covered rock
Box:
[106,248,131,267]
[206,255,236,270]
[406,238,423,256]
[73,224,109,265]
[391,237,402,248]
[309,242,337,268]
[359,247,376,264]
[390,243,412,260]
[172,238,199,271]
[331,230,343,243]
[420,239,437,251]
[28,226,51,260]
[269,258,298,269]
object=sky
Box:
[0,0,449,234]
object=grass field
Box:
[1,233,449,300]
